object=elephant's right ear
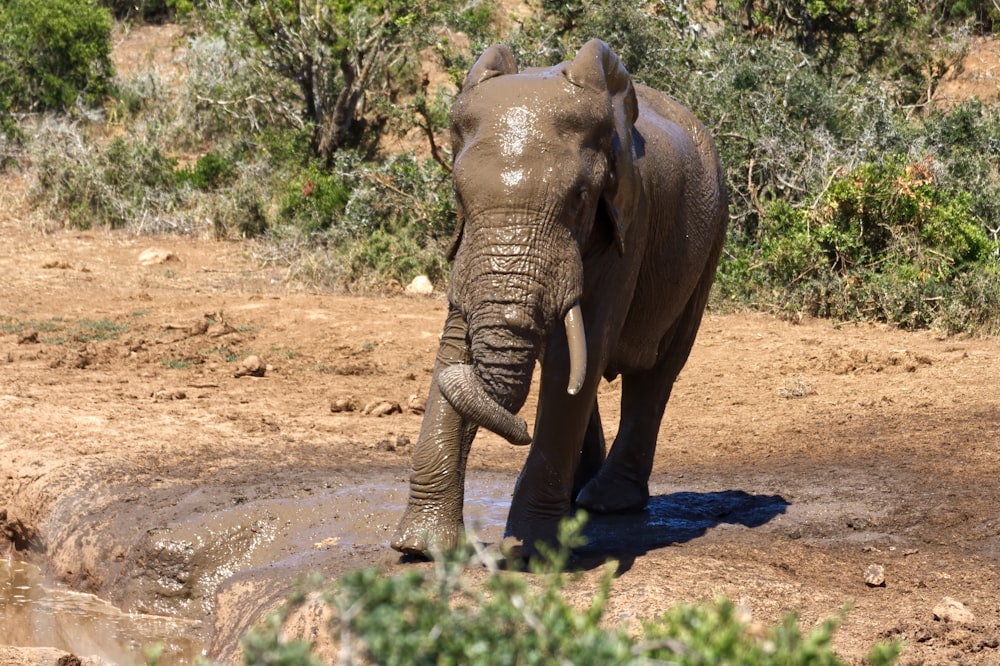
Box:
[446,209,464,262]
[463,44,518,90]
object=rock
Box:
[153,389,187,402]
[17,330,38,344]
[312,536,340,549]
[362,400,402,417]
[405,275,434,295]
[330,396,358,413]
[864,563,886,587]
[376,433,412,451]
[933,596,974,624]
[138,248,179,266]
[233,355,266,378]
[406,393,425,414]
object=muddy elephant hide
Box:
[391,38,729,559]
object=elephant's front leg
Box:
[502,334,599,557]
[391,306,478,558]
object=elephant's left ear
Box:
[464,44,518,90]
[565,39,642,257]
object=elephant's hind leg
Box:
[572,401,607,500]
[576,274,715,514]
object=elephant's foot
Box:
[575,469,649,514]
[499,525,558,562]
[390,504,465,559]
[503,501,570,561]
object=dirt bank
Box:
[2,217,999,664]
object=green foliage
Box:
[642,601,898,665]
[100,0,206,20]
[175,151,236,190]
[266,151,454,286]
[30,122,183,230]
[0,0,114,115]
[277,164,351,235]
[231,0,451,164]
[175,29,299,147]
[717,157,1000,331]
[236,514,898,666]
[241,610,321,666]
[8,0,1000,330]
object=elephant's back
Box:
[634,84,720,179]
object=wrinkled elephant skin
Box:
[391,39,729,559]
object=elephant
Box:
[391,39,728,559]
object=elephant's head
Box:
[438,39,643,444]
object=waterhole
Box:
[1,472,788,663]
[2,557,205,665]
[0,472,513,664]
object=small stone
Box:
[405,275,434,295]
[363,400,402,417]
[330,397,358,413]
[138,248,178,266]
[153,389,187,402]
[234,355,266,378]
[406,393,425,414]
[933,596,974,624]
[864,564,886,587]
[312,536,339,549]
[17,330,38,344]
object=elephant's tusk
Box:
[438,363,532,445]
[564,302,587,395]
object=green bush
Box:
[717,157,1000,330]
[0,0,114,114]
[100,0,204,21]
[30,122,184,230]
[263,152,453,287]
[175,151,236,190]
[234,514,900,666]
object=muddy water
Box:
[2,558,204,665]
[2,470,790,664]
[1,471,513,664]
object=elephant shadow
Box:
[574,490,789,573]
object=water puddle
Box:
[0,473,786,663]
[0,472,514,663]
[2,558,205,665]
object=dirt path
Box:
[1,216,999,665]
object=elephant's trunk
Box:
[438,364,532,445]
[438,305,588,444]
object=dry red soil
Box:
[1,202,999,665]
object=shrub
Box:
[174,151,236,190]
[0,0,114,114]
[716,157,1000,330]
[261,152,454,288]
[100,0,205,21]
[234,514,900,666]
[175,30,300,148]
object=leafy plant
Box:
[175,151,236,190]
[0,0,114,114]
[234,514,899,665]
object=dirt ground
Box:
[2,192,1000,666]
